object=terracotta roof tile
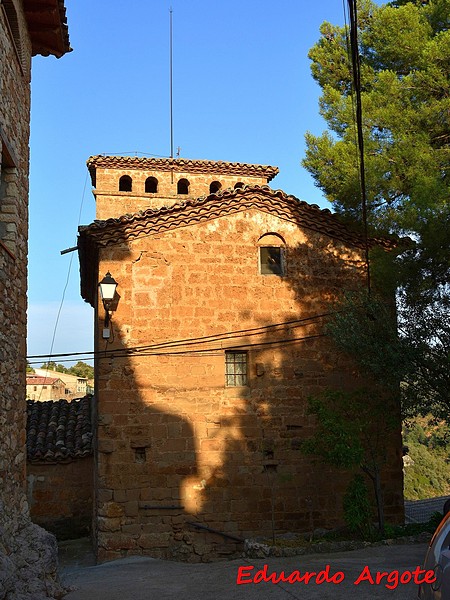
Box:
[23,0,71,58]
[79,184,388,249]
[87,155,279,186]
[27,376,62,386]
[26,396,93,463]
[78,185,404,305]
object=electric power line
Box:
[27,312,332,364]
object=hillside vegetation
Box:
[403,417,450,500]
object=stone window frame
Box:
[145,176,158,193]
[209,180,221,194]
[0,130,18,259]
[119,175,132,192]
[257,233,286,276]
[177,178,189,195]
[225,350,248,387]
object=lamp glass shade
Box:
[99,272,118,301]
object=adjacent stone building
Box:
[26,396,93,540]
[0,1,70,597]
[78,156,404,562]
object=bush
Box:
[343,474,373,538]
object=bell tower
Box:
[87,155,279,220]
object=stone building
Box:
[78,155,404,562]
[0,1,70,597]
[26,396,93,540]
[26,374,66,400]
[31,367,93,399]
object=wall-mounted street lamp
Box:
[99,272,118,338]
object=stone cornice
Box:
[87,155,279,186]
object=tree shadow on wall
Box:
[92,221,403,562]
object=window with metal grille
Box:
[225,351,248,387]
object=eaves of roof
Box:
[86,155,279,186]
[77,185,400,305]
[79,185,391,249]
[23,0,71,58]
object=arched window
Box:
[257,233,286,276]
[209,181,221,194]
[119,175,132,192]
[234,182,244,190]
[145,177,158,193]
[177,178,189,195]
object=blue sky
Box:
[27,0,351,365]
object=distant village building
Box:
[26,375,66,401]
[78,156,404,562]
[31,368,94,399]
[0,0,70,596]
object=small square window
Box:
[225,351,248,386]
[260,246,284,275]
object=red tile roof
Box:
[26,376,62,386]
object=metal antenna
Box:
[169,7,174,159]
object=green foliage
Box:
[304,0,450,420]
[403,416,450,499]
[399,292,450,420]
[301,388,396,533]
[68,361,94,380]
[326,290,407,395]
[26,362,35,373]
[303,0,450,236]
[40,360,94,380]
[41,361,68,373]
[343,475,373,537]
[302,389,395,472]
[302,392,365,469]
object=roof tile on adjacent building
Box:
[26,396,93,463]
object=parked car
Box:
[419,506,450,600]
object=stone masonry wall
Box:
[0,2,63,597]
[94,209,404,562]
[94,166,270,219]
[27,458,93,540]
